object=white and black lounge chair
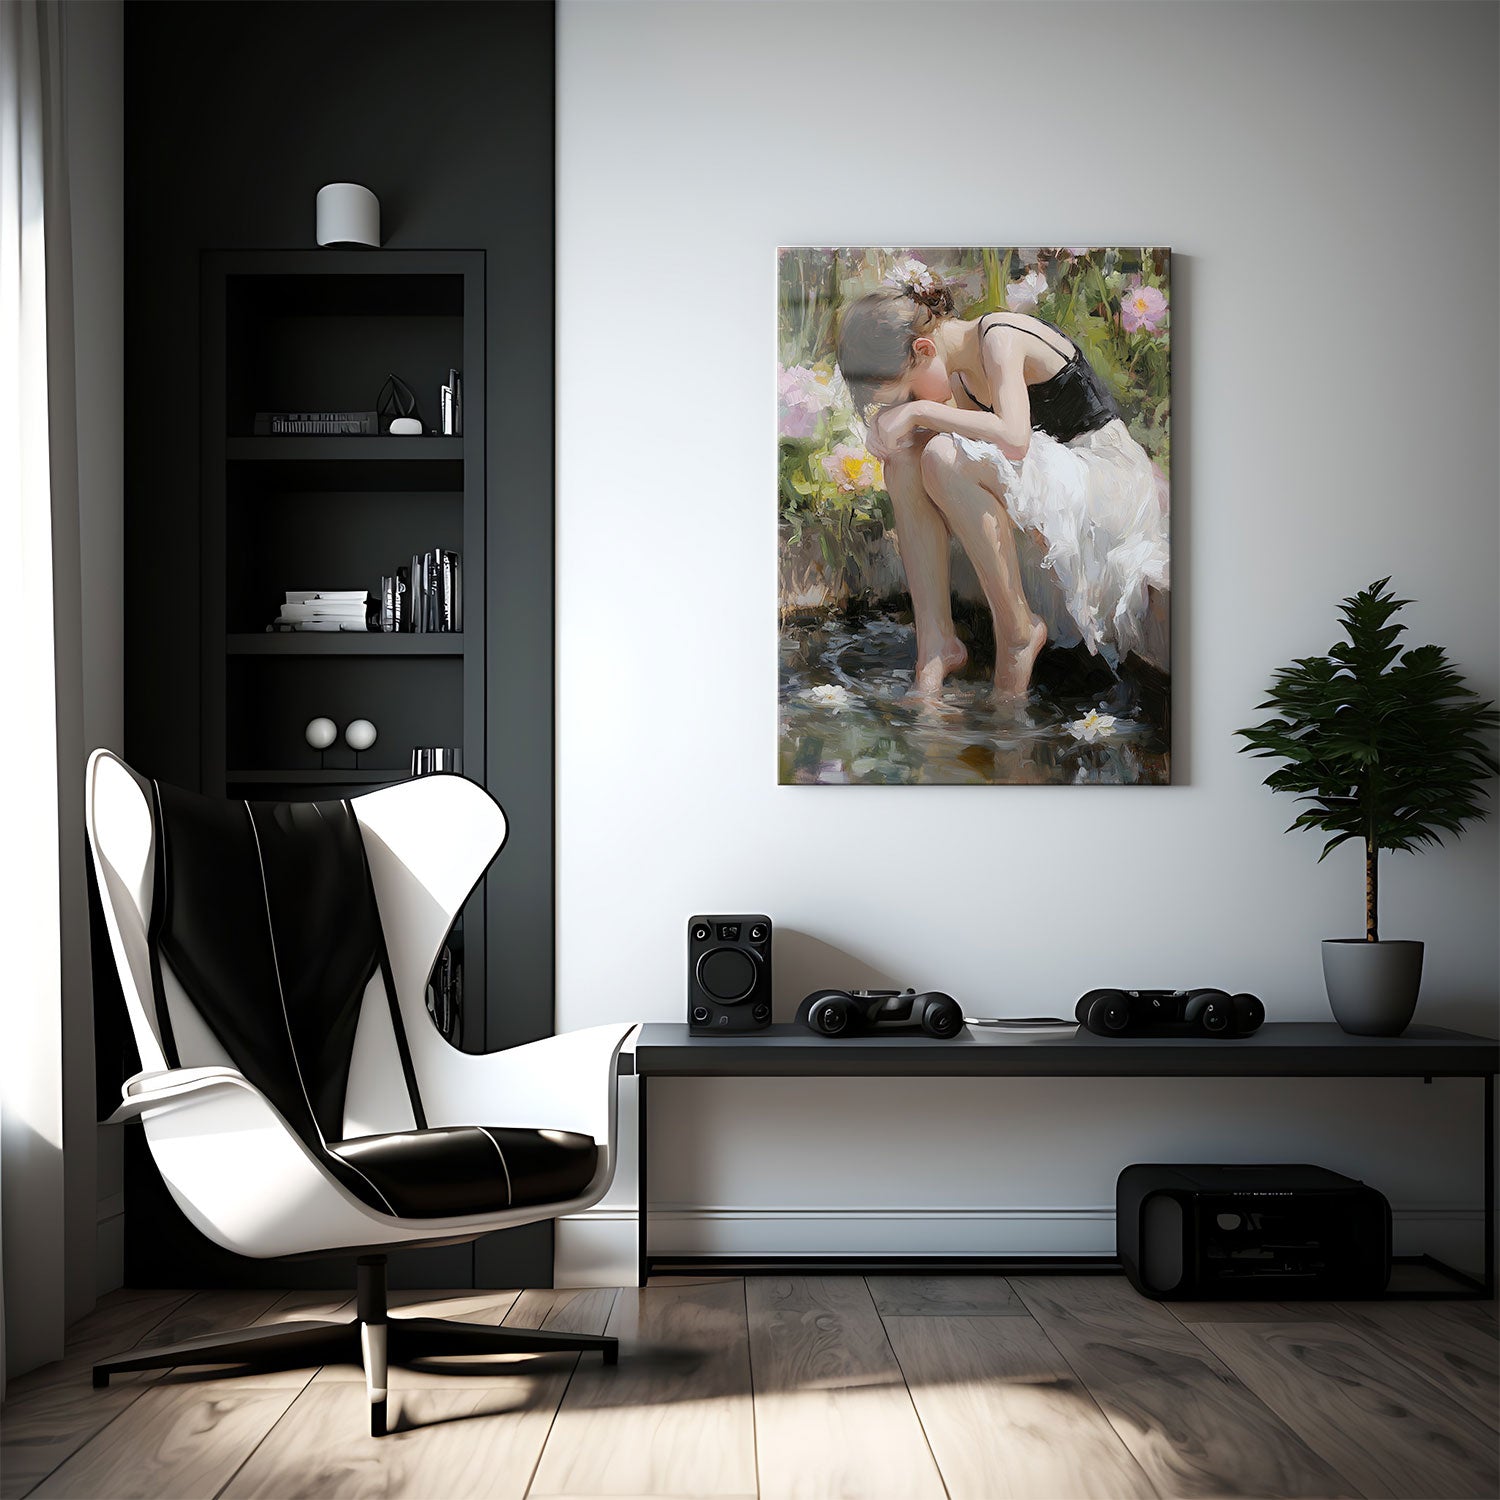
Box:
[85,749,632,1435]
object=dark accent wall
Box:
[124,0,556,1287]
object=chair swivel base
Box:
[90,1257,618,1436]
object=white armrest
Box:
[112,1067,443,1258]
[105,1066,253,1124]
[419,1023,638,1148]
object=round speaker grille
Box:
[698,948,756,1003]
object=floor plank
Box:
[745,1276,945,1500]
[311,1289,522,1389]
[1439,1298,1499,1340]
[220,1369,578,1500]
[1011,1276,1356,1498]
[0,1290,286,1499]
[1,1376,159,1500]
[864,1275,1026,1317]
[140,1290,291,1353]
[222,1286,615,1500]
[1297,1300,1498,1431]
[29,1385,301,1500]
[505,1286,618,1335]
[4,1288,193,1403]
[151,1289,357,1392]
[63,1288,197,1359]
[2,1292,196,1500]
[881,1311,1157,1499]
[1194,1319,1500,1499]
[1167,1300,1308,1324]
[527,1277,757,1500]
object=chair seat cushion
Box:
[329,1126,597,1219]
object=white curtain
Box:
[0,0,86,1391]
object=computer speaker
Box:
[688,915,772,1033]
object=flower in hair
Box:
[887,257,938,296]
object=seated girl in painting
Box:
[837,265,1168,701]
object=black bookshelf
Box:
[202,250,487,1051]
[126,0,557,1291]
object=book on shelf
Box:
[253,411,379,436]
[401,549,461,633]
[277,602,368,617]
[267,557,458,636]
[268,589,375,631]
[440,369,462,437]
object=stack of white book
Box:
[268,590,371,632]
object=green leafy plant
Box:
[1237,580,1498,941]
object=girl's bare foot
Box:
[912,635,968,697]
[993,618,1047,702]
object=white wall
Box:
[555,0,1499,1279]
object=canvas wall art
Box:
[778,247,1171,786]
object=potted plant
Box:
[1237,579,1498,1035]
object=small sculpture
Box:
[305,717,337,768]
[345,719,377,767]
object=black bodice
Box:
[960,315,1122,444]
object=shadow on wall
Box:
[772,929,909,1020]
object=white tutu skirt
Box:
[953,418,1169,662]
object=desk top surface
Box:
[632,1022,1500,1078]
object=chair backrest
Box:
[85,750,507,1145]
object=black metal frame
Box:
[633,1037,1496,1299]
[92,1254,616,1436]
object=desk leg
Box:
[637,1074,650,1288]
[1486,1073,1494,1298]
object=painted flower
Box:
[937,267,983,308]
[1065,246,1092,256]
[803,684,855,713]
[820,441,883,493]
[1004,269,1049,313]
[1120,284,1168,332]
[1068,709,1117,742]
[886,257,937,295]
[777,363,838,439]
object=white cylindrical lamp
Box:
[316,183,381,248]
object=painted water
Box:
[779,609,1170,786]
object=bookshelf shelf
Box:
[227,632,465,656]
[226,438,464,493]
[228,436,465,462]
[228,768,408,786]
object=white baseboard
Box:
[554,1203,1485,1285]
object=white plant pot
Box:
[1321,940,1424,1036]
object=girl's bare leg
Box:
[884,441,967,696]
[920,435,1047,700]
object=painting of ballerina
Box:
[778,246,1172,785]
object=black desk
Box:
[628,1022,1500,1292]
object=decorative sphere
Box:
[304,717,337,751]
[344,718,378,752]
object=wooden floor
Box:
[2,1275,1495,1499]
